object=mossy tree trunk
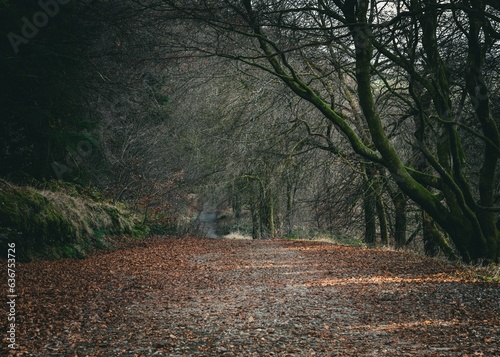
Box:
[464,1,499,261]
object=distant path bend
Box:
[197,203,219,238]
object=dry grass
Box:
[223,231,253,240]
[0,181,144,260]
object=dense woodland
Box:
[1,0,500,263]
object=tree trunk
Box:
[348,0,495,262]
[363,165,376,245]
[373,172,389,245]
[364,194,376,245]
[285,181,294,236]
[392,191,407,249]
[250,199,260,239]
[260,186,275,238]
[465,4,499,261]
[422,211,439,257]
[422,211,458,260]
[231,181,242,219]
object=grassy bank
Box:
[0,180,148,261]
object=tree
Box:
[151,0,500,262]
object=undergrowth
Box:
[0,180,148,261]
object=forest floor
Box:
[1,236,499,356]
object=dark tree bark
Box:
[363,165,377,245]
[392,191,407,249]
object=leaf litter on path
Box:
[1,236,499,356]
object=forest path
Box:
[3,236,499,356]
[196,203,219,238]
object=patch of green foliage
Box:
[0,180,145,261]
[0,182,76,260]
[130,223,150,238]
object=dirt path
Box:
[2,237,499,356]
[196,203,219,238]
